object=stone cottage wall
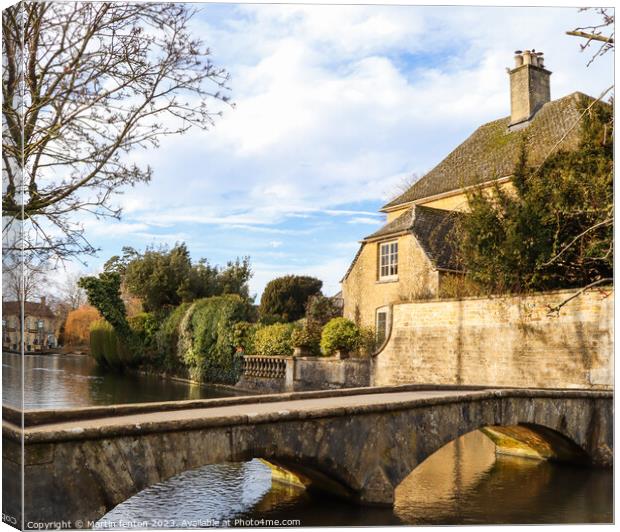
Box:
[373,288,613,389]
[342,234,439,329]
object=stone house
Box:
[342,50,610,333]
[2,297,58,352]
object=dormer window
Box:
[379,240,398,281]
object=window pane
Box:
[376,311,387,344]
[379,241,398,279]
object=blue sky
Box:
[73,3,614,300]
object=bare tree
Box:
[2,253,48,303]
[2,2,232,264]
[386,172,421,202]
[58,270,87,311]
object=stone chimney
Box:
[508,49,551,128]
[40,296,46,307]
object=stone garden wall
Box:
[373,288,613,389]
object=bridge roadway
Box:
[2,384,613,528]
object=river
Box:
[3,353,613,526]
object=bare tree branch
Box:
[567,8,614,67]
[546,278,613,316]
[2,2,233,263]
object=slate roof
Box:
[366,205,464,271]
[382,92,602,211]
[2,300,56,319]
[342,205,464,280]
[363,207,415,240]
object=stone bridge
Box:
[2,385,612,528]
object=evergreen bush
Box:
[155,302,192,372]
[129,312,160,346]
[305,294,342,327]
[253,322,297,357]
[320,318,360,356]
[457,98,612,293]
[177,294,252,383]
[259,275,323,322]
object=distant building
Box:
[2,297,58,352]
[341,50,611,335]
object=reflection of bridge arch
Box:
[2,386,612,527]
[394,428,612,525]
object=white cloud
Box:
[69,4,613,295]
[347,217,383,225]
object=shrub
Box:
[438,274,484,299]
[231,321,259,353]
[259,275,323,322]
[253,322,297,357]
[290,324,321,355]
[128,312,160,351]
[64,305,101,346]
[357,326,377,357]
[320,318,360,356]
[258,313,285,325]
[177,294,253,383]
[89,320,134,369]
[155,302,192,372]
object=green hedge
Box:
[90,320,134,369]
[177,294,253,383]
[253,322,297,357]
[154,303,192,372]
[320,317,361,356]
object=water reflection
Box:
[2,352,240,409]
[395,430,613,524]
[99,431,612,527]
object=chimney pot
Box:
[508,49,551,127]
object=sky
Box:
[72,2,614,300]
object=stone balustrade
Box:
[237,354,371,393]
[242,355,288,380]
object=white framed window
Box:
[379,240,398,280]
[376,307,389,345]
[37,320,44,329]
